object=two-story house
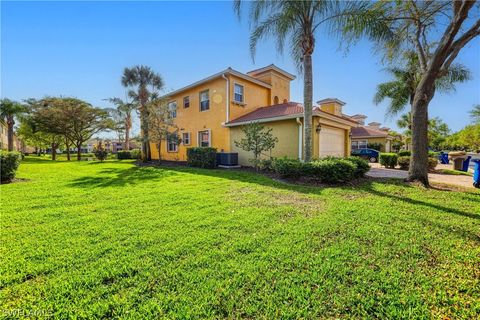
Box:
[151,64,358,165]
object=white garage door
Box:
[319,127,345,157]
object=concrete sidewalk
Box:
[367,163,475,189]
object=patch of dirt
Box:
[1,178,30,185]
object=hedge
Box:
[379,153,398,168]
[271,158,303,178]
[344,156,370,178]
[1,151,21,183]
[398,156,410,170]
[117,149,141,160]
[305,159,356,183]
[397,156,438,171]
[398,150,411,157]
[272,157,368,183]
[187,147,217,168]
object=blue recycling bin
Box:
[473,159,480,188]
[439,152,449,164]
[461,155,471,172]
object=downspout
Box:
[296,117,302,160]
[222,74,230,123]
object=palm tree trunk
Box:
[140,108,151,162]
[125,122,130,151]
[157,142,161,164]
[407,86,434,186]
[7,117,14,151]
[303,54,313,162]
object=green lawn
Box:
[1,158,479,319]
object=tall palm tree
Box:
[374,51,471,117]
[107,97,136,150]
[121,66,164,161]
[235,1,388,161]
[0,98,26,151]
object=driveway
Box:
[367,163,475,189]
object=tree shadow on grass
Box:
[68,166,178,188]
[159,166,479,221]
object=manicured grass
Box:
[1,157,479,319]
[437,168,473,176]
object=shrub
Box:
[187,147,217,168]
[0,151,21,183]
[272,157,303,178]
[428,157,438,171]
[344,156,370,178]
[117,149,141,160]
[306,159,356,183]
[396,156,438,171]
[258,159,273,171]
[398,150,411,157]
[94,149,108,162]
[398,156,410,170]
[428,151,438,158]
[379,153,398,168]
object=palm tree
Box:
[374,51,471,117]
[235,1,388,161]
[107,98,136,151]
[0,98,26,151]
[121,66,164,162]
[470,105,480,124]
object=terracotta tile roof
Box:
[351,126,389,138]
[227,102,358,125]
[227,102,304,124]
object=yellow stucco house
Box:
[151,65,358,165]
[350,115,395,152]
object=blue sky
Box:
[2,1,479,137]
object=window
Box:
[168,101,177,118]
[273,96,279,104]
[200,90,209,111]
[234,83,244,103]
[352,140,367,150]
[167,134,178,152]
[183,96,190,108]
[198,130,210,147]
[182,132,190,145]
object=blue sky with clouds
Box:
[2,1,479,136]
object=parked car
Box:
[351,148,380,163]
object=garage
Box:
[319,127,345,157]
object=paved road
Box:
[367,163,475,189]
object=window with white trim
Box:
[352,140,367,150]
[168,101,177,118]
[182,132,190,145]
[234,83,244,103]
[167,134,178,152]
[198,130,210,147]
[200,90,209,111]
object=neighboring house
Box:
[350,115,394,152]
[0,119,32,152]
[152,64,358,165]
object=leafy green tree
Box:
[470,105,480,124]
[122,66,164,162]
[0,98,27,151]
[235,122,278,171]
[446,124,480,152]
[106,97,136,150]
[234,1,389,162]
[346,0,480,186]
[147,98,178,163]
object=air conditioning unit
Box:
[216,152,239,166]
